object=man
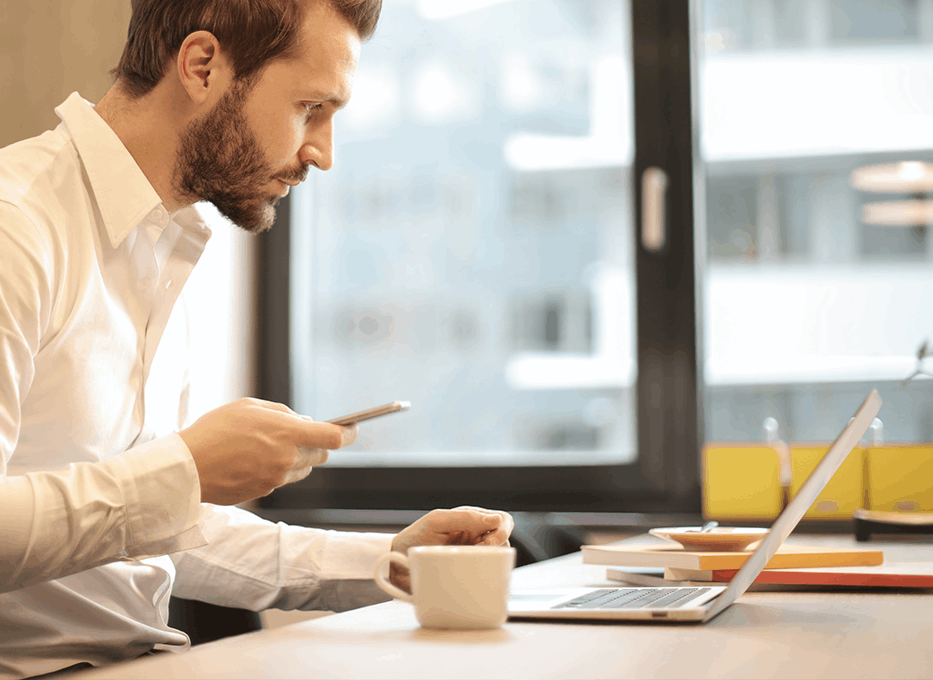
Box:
[0,1,513,677]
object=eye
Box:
[303,102,324,117]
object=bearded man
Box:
[0,1,513,677]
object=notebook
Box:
[507,389,882,622]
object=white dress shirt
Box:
[0,93,393,679]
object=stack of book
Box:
[581,542,933,588]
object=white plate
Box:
[648,526,768,552]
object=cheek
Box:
[284,116,307,155]
[266,118,306,167]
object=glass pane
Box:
[290,0,636,466]
[697,0,933,443]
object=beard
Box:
[175,81,304,234]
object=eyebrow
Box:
[304,89,351,110]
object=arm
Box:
[170,503,395,612]
[0,203,205,592]
[169,505,515,613]
[0,436,205,593]
[0,202,356,594]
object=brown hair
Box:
[112,0,382,99]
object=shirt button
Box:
[151,209,164,222]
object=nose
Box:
[300,117,334,172]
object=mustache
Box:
[274,166,309,185]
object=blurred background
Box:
[6,0,933,526]
[278,0,933,477]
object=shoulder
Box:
[0,127,73,205]
[0,200,54,299]
[0,127,80,259]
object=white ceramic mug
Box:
[373,545,516,629]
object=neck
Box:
[95,84,190,213]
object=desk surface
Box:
[77,535,933,680]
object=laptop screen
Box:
[702,389,883,622]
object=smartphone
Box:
[326,401,411,426]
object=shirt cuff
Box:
[320,530,396,581]
[105,433,206,559]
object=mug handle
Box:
[373,551,413,603]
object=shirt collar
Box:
[55,92,166,249]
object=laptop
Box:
[508,389,882,623]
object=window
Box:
[258,0,700,512]
[699,0,933,446]
[260,0,933,514]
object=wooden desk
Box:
[76,536,933,680]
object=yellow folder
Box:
[702,444,783,520]
[789,444,864,519]
[866,445,933,512]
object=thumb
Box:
[295,420,348,450]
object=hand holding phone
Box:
[288,402,410,484]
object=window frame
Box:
[257,0,702,514]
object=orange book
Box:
[662,563,933,588]
[581,544,883,571]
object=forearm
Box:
[170,504,394,612]
[0,434,205,593]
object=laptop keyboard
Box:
[554,587,713,610]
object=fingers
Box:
[426,507,502,532]
[475,526,511,546]
[425,507,515,545]
[340,423,359,447]
[391,507,516,558]
[277,446,327,489]
[297,422,345,450]
[182,399,360,505]
[281,465,313,486]
[240,397,300,416]
[295,446,329,468]
[239,398,355,449]
[471,510,513,545]
[258,406,356,451]
[464,508,513,546]
[389,562,412,594]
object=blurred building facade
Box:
[290,0,933,466]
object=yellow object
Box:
[702,444,783,521]
[866,445,933,512]
[789,444,864,519]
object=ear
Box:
[176,30,232,105]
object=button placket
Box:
[140,231,206,385]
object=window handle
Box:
[641,167,668,252]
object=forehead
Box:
[275,2,362,98]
